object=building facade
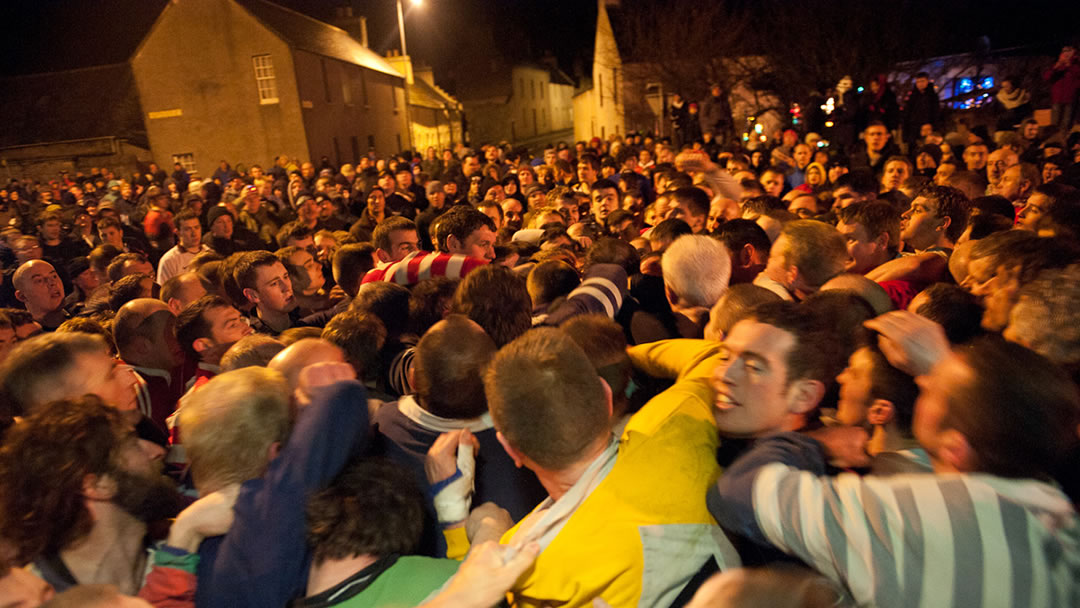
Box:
[573,0,626,143]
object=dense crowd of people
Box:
[0,53,1080,607]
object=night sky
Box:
[0,0,1076,86]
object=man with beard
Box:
[0,395,181,595]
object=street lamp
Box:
[396,0,421,152]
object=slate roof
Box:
[236,0,403,78]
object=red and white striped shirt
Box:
[361,251,488,287]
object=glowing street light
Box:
[396,0,423,151]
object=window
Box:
[392,86,399,111]
[530,80,536,99]
[342,69,352,105]
[172,153,196,173]
[368,135,375,150]
[252,55,279,104]
[333,137,342,167]
[532,108,538,135]
[361,71,369,106]
[321,59,332,103]
[599,74,604,107]
[541,84,545,100]
[351,136,360,163]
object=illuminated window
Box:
[956,78,974,96]
[172,153,196,173]
[978,76,994,90]
[253,55,279,104]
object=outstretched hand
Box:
[420,541,540,608]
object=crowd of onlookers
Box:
[0,54,1079,607]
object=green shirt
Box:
[295,554,459,608]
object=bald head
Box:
[268,338,345,392]
[161,272,207,315]
[114,298,183,370]
[414,314,495,419]
[949,240,976,284]
[819,273,893,315]
[13,260,64,318]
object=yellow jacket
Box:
[496,339,737,607]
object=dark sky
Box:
[0,0,1076,82]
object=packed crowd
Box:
[1,53,1080,607]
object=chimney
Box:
[331,5,369,48]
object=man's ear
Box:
[13,290,25,304]
[83,473,115,502]
[784,264,800,289]
[739,243,755,267]
[496,431,524,469]
[242,287,260,306]
[938,429,976,472]
[167,298,184,316]
[937,215,952,236]
[375,248,391,263]
[598,377,614,419]
[406,365,416,391]
[445,234,461,253]
[867,399,895,426]
[874,230,891,252]
[787,379,825,416]
[192,337,213,355]
[267,441,282,463]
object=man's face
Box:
[828,164,849,184]
[301,163,315,179]
[963,145,988,171]
[577,162,598,184]
[463,156,481,177]
[101,225,125,248]
[1023,122,1040,140]
[397,171,413,188]
[882,160,910,191]
[1016,192,1049,231]
[18,261,64,313]
[933,163,956,186]
[429,190,446,209]
[912,354,970,465]
[986,149,1016,184]
[837,220,884,274]
[793,145,812,168]
[455,226,496,261]
[14,239,42,264]
[127,259,155,282]
[205,305,254,348]
[915,152,937,171]
[1042,162,1062,184]
[710,320,799,437]
[386,229,420,262]
[299,199,320,224]
[963,256,1017,331]
[0,326,17,364]
[639,150,652,166]
[915,76,929,92]
[591,187,619,223]
[67,349,139,413]
[900,196,943,249]
[41,220,61,241]
[997,166,1025,202]
[378,174,397,192]
[787,195,819,219]
[759,171,784,197]
[211,214,233,238]
[835,346,877,427]
[502,199,524,230]
[864,126,889,152]
[178,218,201,249]
[288,249,325,293]
[251,262,297,313]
